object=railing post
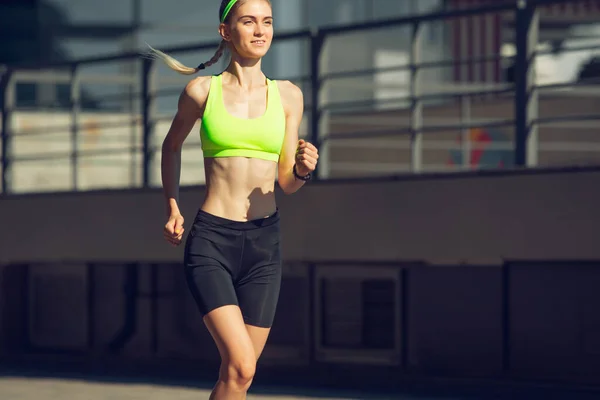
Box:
[460,95,472,169]
[142,58,156,188]
[514,0,539,167]
[310,31,324,180]
[409,21,423,173]
[1,68,14,194]
[70,64,81,190]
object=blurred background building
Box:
[1,0,599,194]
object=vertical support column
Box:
[1,69,14,193]
[514,0,539,167]
[310,32,324,180]
[273,0,304,77]
[460,95,472,170]
[142,58,156,188]
[409,22,423,173]
[132,0,143,187]
[0,264,4,356]
[70,64,80,190]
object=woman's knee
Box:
[220,358,256,390]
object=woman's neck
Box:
[224,58,265,89]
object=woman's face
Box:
[221,0,273,60]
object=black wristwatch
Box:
[293,164,312,181]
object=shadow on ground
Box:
[1,363,600,400]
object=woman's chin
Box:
[241,47,270,60]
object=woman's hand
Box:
[295,139,319,177]
[164,213,185,246]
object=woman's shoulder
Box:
[274,79,303,103]
[181,75,213,108]
[185,75,213,96]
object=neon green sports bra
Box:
[199,74,286,162]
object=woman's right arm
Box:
[161,77,209,245]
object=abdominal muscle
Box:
[200,156,278,222]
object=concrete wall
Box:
[0,167,598,264]
[1,168,600,387]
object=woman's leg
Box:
[203,305,263,400]
[245,324,271,360]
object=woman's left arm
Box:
[277,81,319,195]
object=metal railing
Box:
[1,0,599,194]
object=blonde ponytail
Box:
[144,40,228,75]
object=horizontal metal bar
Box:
[322,119,514,142]
[323,128,413,141]
[329,161,514,174]
[321,54,511,82]
[329,139,514,151]
[418,85,515,101]
[13,71,71,84]
[322,98,411,113]
[420,119,515,133]
[531,0,594,6]
[534,114,600,124]
[13,71,138,85]
[536,81,590,91]
[322,65,412,82]
[9,118,141,137]
[536,82,600,96]
[535,120,600,129]
[329,161,412,173]
[9,147,141,162]
[321,86,514,112]
[320,2,515,36]
[538,142,600,152]
[335,114,513,127]
[322,79,514,94]
[8,152,77,162]
[419,53,512,71]
[78,91,143,103]
[9,125,73,137]
[77,147,142,157]
[327,162,482,174]
[78,74,139,85]
[536,43,600,57]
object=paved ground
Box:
[0,376,351,400]
[2,368,600,400]
[0,375,391,400]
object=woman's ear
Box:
[218,23,231,42]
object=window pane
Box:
[78,151,142,190]
[140,0,216,26]
[44,0,133,24]
[12,158,73,193]
[12,112,71,158]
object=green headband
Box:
[220,0,238,22]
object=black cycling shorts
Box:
[183,208,282,328]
